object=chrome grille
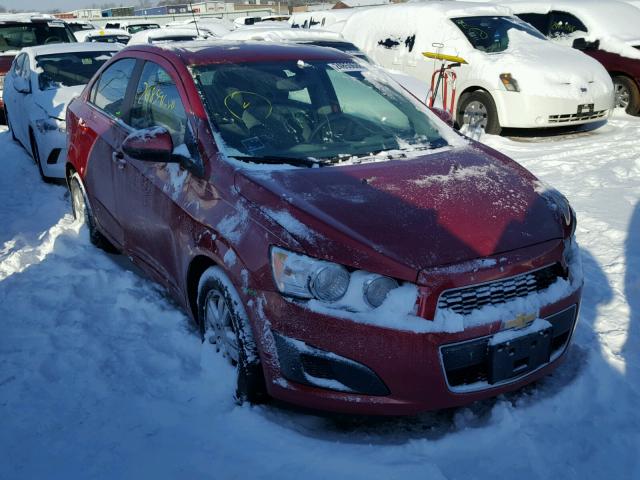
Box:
[548,110,607,123]
[437,264,562,316]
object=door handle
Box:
[112,151,126,169]
[78,118,89,132]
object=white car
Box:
[75,28,131,44]
[331,2,614,134]
[3,42,121,180]
[128,28,207,45]
[119,21,160,35]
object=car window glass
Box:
[130,61,188,147]
[516,13,550,35]
[92,58,136,119]
[20,54,30,79]
[549,11,588,38]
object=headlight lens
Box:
[271,247,349,301]
[363,275,399,308]
[500,73,520,92]
[309,264,350,302]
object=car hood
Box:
[234,145,564,278]
[34,85,84,120]
[475,30,612,97]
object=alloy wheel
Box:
[463,100,489,130]
[614,82,631,109]
[205,290,240,364]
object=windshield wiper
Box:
[230,155,327,168]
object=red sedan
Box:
[65,41,582,415]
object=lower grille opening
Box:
[47,148,61,165]
[441,305,577,390]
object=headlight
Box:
[499,73,520,92]
[363,275,399,308]
[270,247,402,309]
[271,247,349,302]
[35,117,66,134]
[537,183,575,234]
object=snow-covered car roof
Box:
[165,19,232,37]
[75,28,131,43]
[501,0,640,43]
[0,13,58,23]
[20,41,123,58]
[223,27,344,42]
[374,1,513,18]
[128,28,206,45]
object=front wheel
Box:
[197,267,267,405]
[612,75,640,115]
[457,90,502,135]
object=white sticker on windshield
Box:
[328,62,363,72]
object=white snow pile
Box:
[1,111,640,479]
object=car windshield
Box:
[127,24,159,34]
[0,22,76,52]
[452,16,546,53]
[192,60,446,163]
[36,51,117,90]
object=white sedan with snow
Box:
[325,2,616,134]
[2,43,121,180]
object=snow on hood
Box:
[234,145,565,277]
[467,29,613,98]
[34,85,84,120]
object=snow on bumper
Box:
[253,239,583,414]
[34,128,66,179]
[492,89,614,129]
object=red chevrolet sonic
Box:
[65,41,583,415]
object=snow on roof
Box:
[0,13,57,23]
[501,0,640,43]
[22,42,123,57]
[336,0,390,7]
[75,28,130,42]
[339,2,513,19]
[128,28,204,45]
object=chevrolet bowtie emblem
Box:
[504,312,537,330]
[580,87,588,93]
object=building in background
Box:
[101,7,135,17]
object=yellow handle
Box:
[422,51,468,64]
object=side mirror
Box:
[430,107,454,127]
[13,76,31,94]
[572,38,599,51]
[122,127,179,163]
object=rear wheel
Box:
[613,75,640,115]
[457,90,502,135]
[197,267,267,405]
[69,173,118,252]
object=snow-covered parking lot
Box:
[1,114,639,479]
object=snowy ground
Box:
[1,113,639,479]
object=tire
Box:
[197,266,268,405]
[30,130,54,183]
[68,173,118,252]
[457,90,502,135]
[612,75,640,115]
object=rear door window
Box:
[91,58,137,120]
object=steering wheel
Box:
[308,112,343,142]
[44,36,61,45]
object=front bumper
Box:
[33,128,66,179]
[491,89,614,129]
[252,240,582,415]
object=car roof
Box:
[22,42,123,57]
[352,2,513,18]
[0,13,60,24]
[122,40,354,66]
[128,28,202,45]
[224,27,344,42]
[75,28,130,41]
